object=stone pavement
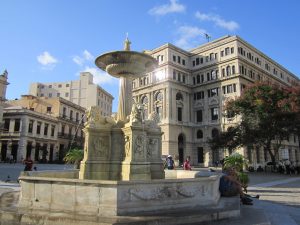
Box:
[0,164,300,225]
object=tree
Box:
[63,148,84,169]
[210,82,300,166]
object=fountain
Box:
[0,37,240,225]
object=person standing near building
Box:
[166,155,175,170]
[183,157,192,170]
[23,157,33,171]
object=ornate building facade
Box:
[132,35,299,167]
[0,95,86,162]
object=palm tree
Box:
[63,148,84,169]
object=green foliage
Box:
[238,172,249,191]
[63,148,84,168]
[223,153,248,172]
[210,83,300,165]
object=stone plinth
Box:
[121,106,164,180]
[18,171,221,217]
[79,107,120,180]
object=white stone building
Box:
[132,35,300,167]
[29,72,114,116]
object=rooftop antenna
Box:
[204,33,211,42]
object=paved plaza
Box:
[0,164,300,225]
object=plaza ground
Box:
[0,163,300,225]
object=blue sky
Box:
[0,0,299,112]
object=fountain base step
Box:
[0,195,240,225]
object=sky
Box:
[0,0,299,112]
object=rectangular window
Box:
[47,107,51,113]
[49,85,52,88]
[196,110,202,122]
[177,56,181,64]
[65,92,69,97]
[44,123,48,136]
[63,107,67,118]
[182,75,186,83]
[173,71,176,80]
[211,108,219,120]
[4,119,10,131]
[70,110,73,120]
[197,147,204,163]
[196,91,204,100]
[57,93,60,97]
[37,122,41,134]
[28,120,33,133]
[177,107,182,121]
[51,125,55,137]
[14,119,21,132]
[193,61,195,66]
[58,84,62,88]
[230,47,234,54]
[225,47,230,55]
[200,58,203,64]
[182,59,185,65]
[208,88,219,97]
[48,93,52,97]
[173,55,176,62]
[196,58,199,65]
[221,51,224,57]
[66,84,70,87]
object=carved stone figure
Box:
[93,137,108,158]
[124,135,131,157]
[134,135,144,155]
[130,103,142,123]
[147,138,157,157]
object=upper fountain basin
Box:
[95,51,157,79]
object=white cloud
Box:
[83,66,117,85]
[83,50,94,61]
[72,56,84,66]
[149,0,185,16]
[73,50,94,66]
[175,26,208,49]
[195,11,239,31]
[37,51,58,66]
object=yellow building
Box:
[0,95,85,162]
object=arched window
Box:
[176,92,183,101]
[212,128,219,138]
[142,96,148,105]
[226,66,231,76]
[232,65,236,74]
[197,130,203,139]
[155,92,163,101]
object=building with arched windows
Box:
[132,35,299,167]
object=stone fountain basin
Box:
[18,170,220,217]
[95,51,157,79]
